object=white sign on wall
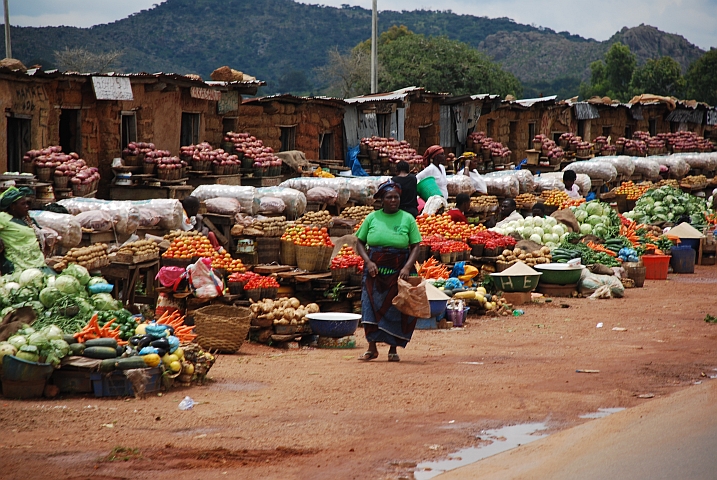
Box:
[92,77,134,101]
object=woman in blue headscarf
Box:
[355,181,422,362]
[0,186,48,273]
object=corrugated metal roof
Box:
[344,86,424,104]
[0,67,265,88]
[513,95,557,107]
[573,102,600,120]
[666,109,704,124]
[243,93,345,106]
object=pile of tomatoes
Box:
[211,253,247,273]
[244,276,280,290]
[281,225,334,248]
[559,198,585,210]
[330,244,364,271]
[614,181,650,200]
[228,271,260,283]
[469,231,517,250]
[163,235,216,259]
[416,214,486,241]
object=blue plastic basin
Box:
[2,355,54,382]
[429,299,448,318]
[306,313,361,338]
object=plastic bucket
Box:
[678,238,700,251]
[417,177,442,201]
[2,355,54,382]
[447,307,469,327]
[669,245,695,274]
[642,255,671,280]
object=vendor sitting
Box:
[180,196,207,234]
[495,198,524,228]
[447,193,471,224]
[563,170,582,199]
[531,202,546,218]
[0,187,49,273]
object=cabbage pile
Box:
[0,324,70,366]
[569,201,622,238]
[623,186,710,227]
[491,216,570,248]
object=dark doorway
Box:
[222,118,237,135]
[60,109,81,154]
[181,113,200,147]
[7,117,31,172]
[121,113,137,150]
[280,126,296,152]
[319,132,334,160]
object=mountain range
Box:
[2,0,706,98]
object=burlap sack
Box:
[551,209,580,233]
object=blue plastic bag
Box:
[347,145,368,176]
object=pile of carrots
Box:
[415,257,450,280]
[73,314,127,345]
[585,241,617,257]
[156,310,196,343]
[619,223,642,247]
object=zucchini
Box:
[115,357,149,370]
[84,346,118,359]
[63,334,78,345]
[85,338,118,349]
[69,343,85,356]
[99,358,117,373]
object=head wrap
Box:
[423,145,444,166]
[0,186,33,211]
[374,180,402,200]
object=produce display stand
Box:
[241,175,282,187]
[187,172,242,188]
[109,184,193,201]
[101,258,160,307]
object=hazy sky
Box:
[8,0,717,50]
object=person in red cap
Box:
[416,145,448,199]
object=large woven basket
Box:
[296,245,323,271]
[280,240,296,265]
[193,305,252,354]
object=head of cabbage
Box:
[91,293,120,311]
[63,264,91,286]
[55,275,82,295]
[19,268,45,290]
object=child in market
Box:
[563,170,581,199]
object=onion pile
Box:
[224,132,281,169]
[144,150,186,172]
[25,147,79,169]
[360,136,423,165]
[122,142,156,157]
[180,142,240,168]
[60,160,100,186]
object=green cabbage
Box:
[64,264,91,286]
[55,275,82,295]
[91,293,120,311]
[39,287,64,308]
[16,344,40,363]
[19,268,45,290]
[87,277,108,286]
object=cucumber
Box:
[99,358,117,373]
[63,334,78,345]
[85,338,118,349]
[115,357,149,370]
[69,343,85,356]
[84,346,118,359]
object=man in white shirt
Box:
[416,145,448,199]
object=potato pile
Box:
[497,246,552,267]
[681,175,708,188]
[340,205,374,221]
[654,179,679,189]
[515,193,539,210]
[250,297,320,326]
[55,243,109,271]
[117,239,159,258]
[164,230,202,242]
[298,210,333,226]
[470,195,499,210]
[231,217,288,237]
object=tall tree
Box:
[630,56,686,98]
[580,42,636,102]
[686,49,717,105]
[378,33,522,97]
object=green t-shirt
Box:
[355,210,422,249]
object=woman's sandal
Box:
[358,351,379,361]
[388,353,400,362]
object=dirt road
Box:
[1,267,716,480]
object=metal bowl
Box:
[306,313,361,338]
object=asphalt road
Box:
[438,379,717,479]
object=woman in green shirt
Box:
[355,181,422,362]
[0,186,48,273]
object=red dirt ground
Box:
[1,266,716,480]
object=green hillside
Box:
[1,0,705,98]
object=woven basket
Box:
[36,167,52,182]
[53,175,69,189]
[280,240,296,265]
[212,164,226,175]
[193,305,252,354]
[143,163,156,175]
[296,245,323,271]
[331,267,354,283]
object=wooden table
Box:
[101,259,160,307]
[188,173,242,188]
[109,185,193,201]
